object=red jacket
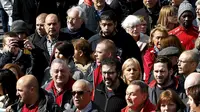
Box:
[169,25,198,50]
[93,65,103,89]
[143,47,156,84]
[121,99,156,112]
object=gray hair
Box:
[196,0,200,6]
[50,58,68,75]
[67,6,87,22]
[129,80,148,94]
[121,15,141,30]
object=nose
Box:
[16,91,19,96]
[185,16,189,20]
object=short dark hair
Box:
[129,80,148,94]
[101,57,121,75]
[154,56,172,70]
[100,10,117,23]
[187,84,200,106]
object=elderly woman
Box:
[121,15,149,53]
[193,0,200,27]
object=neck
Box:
[47,34,58,41]
[133,35,140,41]
[54,83,65,92]
[76,57,90,66]
[157,79,173,89]
[28,93,39,105]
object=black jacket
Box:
[93,79,127,112]
[88,29,143,70]
[10,88,63,112]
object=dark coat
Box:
[10,88,63,112]
[93,78,127,112]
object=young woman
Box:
[187,84,200,112]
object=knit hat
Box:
[178,0,195,20]
[11,20,28,34]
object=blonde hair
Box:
[122,58,142,84]
[148,25,168,48]
[157,5,178,31]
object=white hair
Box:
[196,0,200,6]
[67,5,87,22]
[121,15,141,29]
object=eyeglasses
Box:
[177,60,194,63]
[71,91,90,96]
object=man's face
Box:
[51,63,70,86]
[102,64,118,88]
[179,11,194,29]
[45,15,60,38]
[153,62,171,86]
[67,10,83,31]
[36,18,46,36]
[16,81,30,103]
[125,85,146,110]
[94,43,110,64]
[99,20,116,37]
[92,0,105,9]
[178,53,194,75]
[72,82,91,110]
[143,0,158,8]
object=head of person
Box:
[158,47,181,67]
[138,16,147,34]
[36,13,48,37]
[125,80,148,110]
[160,35,185,53]
[0,69,17,104]
[72,79,92,110]
[157,5,178,31]
[184,72,200,93]
[11,20,28,41]
[170,0,184,7]
[195,37,200,51]
[99,10,117,37]
[92,0,105,10]
[16,75,39,104]
[148,25,168,49]
[178,50,199,76]
[72,38,93,64]
[143,0,158,8]
[196,0,200,18]
[50,41,74,64]
[178,0,195,29]
[153,56,173,88]
[156,89,186,112]
[2,32,20,55]
[50,58,71,88]
[3,63,24,80]
[44,14,60,38]
[187,84,200,112]
[94,39,116,65]
[66,6,86,32]
[101,57,121,90]
[122,58,142,85]
[121,15,141,41]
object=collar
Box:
[13,50,23,61]
[149,77,179,89]
[77,101,92,112]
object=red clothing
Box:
[22,104,39,112]
[84,0,92,6]
[93,65,103,89]
[169,25,198,50]
[45,78,75,106]
[121,99,156,112]
[143,47,156,84]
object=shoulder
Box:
[168,26,182,35]
[88,34,100,43]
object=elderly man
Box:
[93,57,127,112]
[169,0,198,50]
[61,6,94,40]
[67,79,103,111]
[43,58,75,110]
[121,80,156,112]
[8,75,62,111]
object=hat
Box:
[178,0,195,20]
[11,20,28,33]
[158,46,180,56]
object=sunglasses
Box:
[71,91,90,96]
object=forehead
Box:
[179,53,190,60]
[45,15,58,23]
[154,62,168,69]
[181,11,193,17]
[96,43,106,51]
[126,85,141,93]
[153,30,165,37]
[68,9,79,17]
[72,82,86,91]
[51,63,67,70]
[100,20,114,24]
[102,64,116,71]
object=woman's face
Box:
[123,62,140,84]
[160,101,177,112]
[187,95,200,112]
[127,25,141,39]
[55,49,66,60]
[140,21,147,34]
[152,30,165,49]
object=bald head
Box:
[45,14,59,23]
[17,75,39,90]
[72,79,92,92]
[184,72,200,89]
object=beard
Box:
[103,76,118,88]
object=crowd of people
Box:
[0,0,199,112]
